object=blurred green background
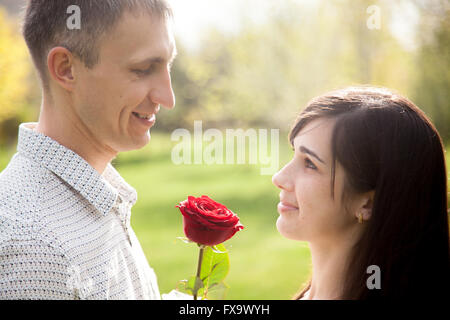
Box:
[0,0,449,299]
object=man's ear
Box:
[356,190,375,221]
[47,47,76,91]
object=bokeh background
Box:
[0,0,449,299]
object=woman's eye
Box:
[305,158,317,170]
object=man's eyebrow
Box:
[299,146,325,164]
[130,46,177,66]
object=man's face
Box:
[72,11,176,153]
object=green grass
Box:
[114,132,311,299]
[1,134,449,299]
[115,135,449,299]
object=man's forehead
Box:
[127,41,177,65]
[99,11,175,63]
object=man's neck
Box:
[35,96,117,175]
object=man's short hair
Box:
[22,0,173,90]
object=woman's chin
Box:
[276,215,306,241]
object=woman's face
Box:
[272,118,358,244]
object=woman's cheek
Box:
[296,173,332,218]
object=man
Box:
[0,0,176,299]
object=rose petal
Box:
[176,195,244,246]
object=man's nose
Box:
[150,70,175,110]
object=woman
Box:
[272,86,449,299]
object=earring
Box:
[358,213,363,224]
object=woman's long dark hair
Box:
[290,86,449,299]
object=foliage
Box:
[1,1,449,142]
[0,8,34,145]
[412,2,450,140]
[179,243,230,300]
[159,0,450,143]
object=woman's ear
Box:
[356,190,375,222]
[47,46,76,91]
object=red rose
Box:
[176,195,244,246]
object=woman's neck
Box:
[304,236,357,300]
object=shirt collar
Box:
[16,122,136,216]
[102,162,138,208]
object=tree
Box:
[0,8,35,146]
[412,1,450,142]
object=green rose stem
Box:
[193,245,205,300]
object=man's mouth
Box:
[132,112,152,120]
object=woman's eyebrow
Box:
[299,145,326,164]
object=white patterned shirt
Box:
[0,122,160,300]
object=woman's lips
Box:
[277,201,299,213]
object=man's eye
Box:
[305,158,317,170]
[133,66,154,76]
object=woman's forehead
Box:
[293,118,336,153]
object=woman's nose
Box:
[272,165,294,191]
[272,171,282,189]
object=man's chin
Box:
[133,131,152,150]
[117,131,151,152]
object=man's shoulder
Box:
[0,152,51,196]
[0,152,49,181]
[0,153,51,232]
